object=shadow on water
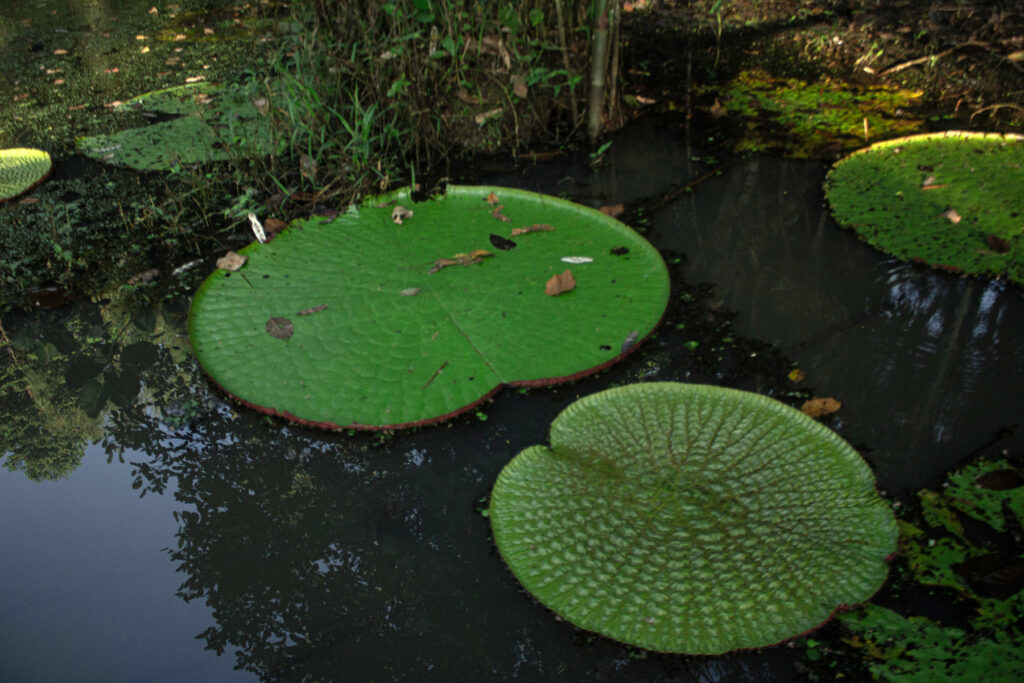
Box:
[2,114,1023,680]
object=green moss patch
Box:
[491,382,897,654]
[715,70,924,158]
[825,131,1024,285]
[841,458,1024,680]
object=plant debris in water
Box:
[708,70,925,158]
[840,458,1024,680]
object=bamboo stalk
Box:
[586,0,611,143]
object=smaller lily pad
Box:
[0,148,52,202]
[490,382,898,654]
[825,131,1024,285]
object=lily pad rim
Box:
[188,184,670,431]
[833,129,1024,161]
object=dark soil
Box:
[622,0,1024,136]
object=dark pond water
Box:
[3,114,1023,681]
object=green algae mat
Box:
[188,185,669,429]
[826,131,1024,285]
[0,148,52,201]
[490,383,898,654]
[714,70,924,158]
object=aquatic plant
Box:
[489,382,898,654]
[0,148,52,202]
[713,70,924,158]
[841,458,1024,680]
[825,131,1024,286]
[76,82,277,171]
[187,185,669,429]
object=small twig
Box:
[879,40,989,76]
[970,103,1024,122]
[421,360,448,390]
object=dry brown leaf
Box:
[297,304,328,316]
[709,98,726,118]
[545,270,576,296]
[788,368,805,383]
[216,251,246,271]
[491,204,510,222]
[986,234,1012,253]
[510,223,554,236]
[299,153,317,181]
[392,205,414,224]
[264,217,287,237]
[456,88,485,105]
[474,107,503,125]
[800,397,841,418]
[599,204,624,217]
[941,208,962,224]
[265,317,294,340]
[511,74,528,98]
[429,250,493,273]
[128,268,159,285]
[484,191,500,206]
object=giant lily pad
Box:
[76,82,276,170]
[0,147,52,201]
[490,382,897,654]
[825,131,1024,285]
[188,186,669,429]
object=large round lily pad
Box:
[188,186,669,429]
[490,382,898,654]
[825,131,1024,285]
[0,148,52,201]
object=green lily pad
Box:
[490,382,897,654]
[76,82,276,170]
[825,131,1024,285]
[0,147,52,201]
[188,185,669,429]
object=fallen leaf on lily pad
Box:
[600,204,625,217]
[492,204,510,222]
[546,269,576,296]
[490,233,517,250]
[940,208,962,224]
[392,205,413,224]
[621,330,639,351]
[430,249,493,273]
[484,191,500,206]
[216,251,246,271]
[986,234,1011,253]
[511,223,554,236]
[265,316,294,340]
[400,287,421,296]
[297,304,328,316]
[801,397,841,418]
[264,217,287,236]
